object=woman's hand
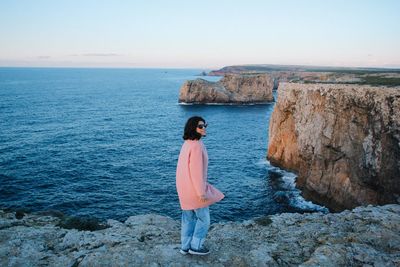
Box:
[199,195,208,203]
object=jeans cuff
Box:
[190,237,205,250]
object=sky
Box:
[0,0,399,69]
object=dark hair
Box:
[183,116,206,140]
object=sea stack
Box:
[178,74,274,104]
[267,82,400,211]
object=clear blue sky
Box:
[1,0,399,68]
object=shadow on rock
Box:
[58,216,108,231]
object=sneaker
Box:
[189,247,210,255]
[179,249,189,255]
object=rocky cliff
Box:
[178,74,274,104]
[208,64,400,76]
[1,205,399,266]
[208,65,400,87]
[267,83,400,211]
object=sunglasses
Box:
[197,123,208,129]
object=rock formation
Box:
[208,64,400,76]
[178,74,274,104]
[1,205,399,266]
[268,83,400,211]
[208,64,400,86]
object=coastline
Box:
[178,101,274,106]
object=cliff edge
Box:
[1,205,399,266]
[178,74,274,104]
[267,83,400,211]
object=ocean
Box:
[0,67,327,223]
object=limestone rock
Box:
[267,83,400,211]
[1,205,399,266]
[178,74,274,104]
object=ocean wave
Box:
[178,102,272,106]
[260,159,329,213]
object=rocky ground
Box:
[1,204,399,266]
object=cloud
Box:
[69,53,122,57]
[37,56,51,59]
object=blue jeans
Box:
[181,206,210,250]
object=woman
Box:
[176,116,225,256]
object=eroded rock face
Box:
[178,74,274,104]
[268,83,400,211]
[1,205,399,266]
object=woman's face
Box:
[196,121,207,137]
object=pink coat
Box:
[176,139,225,210]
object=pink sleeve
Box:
[189,143,206,197]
